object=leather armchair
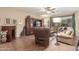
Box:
[33,27,50,47]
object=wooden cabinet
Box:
[25,16,32,35]
[25,16,43,35]
[2,26,16,42]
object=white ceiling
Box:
[15,7,79,17]
[15,7,46,16]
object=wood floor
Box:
[0,35,75,51]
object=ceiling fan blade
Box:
[44,7,56,13]
[51,8,56,10]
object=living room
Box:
[0,7,79,51]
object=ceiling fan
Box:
[45,7,56,13]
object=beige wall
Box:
[0,8,38,37]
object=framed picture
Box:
[6,18,10,24]
[13,19,17,24]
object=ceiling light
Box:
[46,11,51,14]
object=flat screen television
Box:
[33,20,42,27]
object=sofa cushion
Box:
[57,27,74,39]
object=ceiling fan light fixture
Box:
[49,7,55,10]
[46,11,51,14]
[40,7,56,14]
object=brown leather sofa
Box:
[33,27,50,47]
